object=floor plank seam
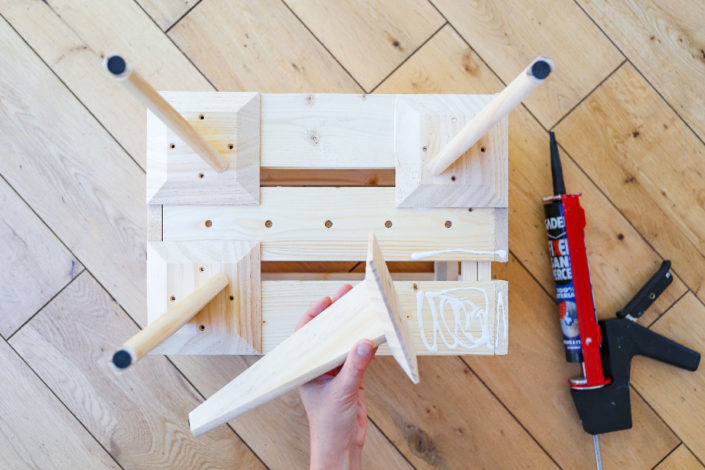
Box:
[367,415,418,469]
[650,443,682,470]
[163,0,204,34]
[279,0,367,93]
[0,13,147,175]
[646,289,690,329]
[570,0,705,148]
[5,268,86,342]
[367,20,448,94]
[458,357,564,470]
[4,328,127,470]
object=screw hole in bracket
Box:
[480,146,486,153]
[229,295,234,301]
[445,220,453,228]
[264,220,273,228]
[198,173,204,179]
[199,324,206,331]
[384,220,392,228]
[199,114,204,120]
[422,146,428,152]
[169,295,175,301]
[205,219,212,228]
[169,143,175,149]
[199,266,204,272]
[324,220,333,229]
[228,144,234,150]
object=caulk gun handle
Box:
[625,321,700,371]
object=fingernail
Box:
[356,341,372,357]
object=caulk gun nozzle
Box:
[550,131,566,195]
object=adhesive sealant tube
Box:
[544,195,583,363]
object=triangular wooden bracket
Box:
[147,240,261,355]
[189,233,418,436]
[146,92,260,205]
[395,95,508,208]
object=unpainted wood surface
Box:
[655,444,705,470]
[137,0,197,31]
[2,1,704,468]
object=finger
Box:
[295,296,332,331]
[331,283,353,302]
[333,339,375,398]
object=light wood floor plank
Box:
[169,0,361,92]
[376,25,686,327]
[284,0,444,91]
[10,272,264,469]
[137,0,198,31]
[0,177,82,338]
[465,256,680,469]
[0,0,213,168]
[578,0,705,142]
[0,16,147,323]
[171,356,413,469]
[364,355,558,468]
[432,0,624,127]
[556,64,705,302]
[0,336,119,470]
[633,293,705,464]
[655,444,704,470]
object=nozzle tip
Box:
[531,59,552,80]
[112,349,132,369]
[105,55,127,76]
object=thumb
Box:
[333,339,375,397]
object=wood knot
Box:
[403,424,441,465]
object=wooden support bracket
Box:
[188,233,418,436]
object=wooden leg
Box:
[113,272,228,369]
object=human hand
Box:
[296,284,378,470]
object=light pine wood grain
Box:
[377,25,687,326]
[556,64,705,302]
[655,444,704,470]
[163,187,507,261]
[137,0,197,31]
[578,0,705,141]
[0,337,119,470]
[0,178,82,338]
[365,356,559,469]
[432,0,623,127]
[148,241,262,355]
[170,355,413,469]
[262,280,507,356]
[285,0,444,90]
[632,293,705,464]
[169,0,361,93]
[466,256,680,469]
[146,91,260,205]
[10,273,264,469]
[147,205,162,242]
[0,0,213,168]
[395,94,508,207]
[0,17,148,324]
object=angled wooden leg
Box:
[112,272,228,369]
[188,233,418,436]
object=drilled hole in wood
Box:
[228,144,234,150]
[199,114,204,120]
[422,146,428,152]
[451,175,456,181]
[480,146,486,153]
[199,325,206,331]
[198,173,204,179]
[169,143,175,149]
[412,283,418,290]
[169,295,175,301]
[468,208,473,212]
[445,220,453,228]
[229,295,234,301]
[265,219,273,228]
[324,220,333,228]
[205,219,212,228]
[385,220,392,228]
[199,266,204,272]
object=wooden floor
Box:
[1,1,704,468]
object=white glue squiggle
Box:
[416,287,491,353]
[410,249,507,260]
[495,291,507,350]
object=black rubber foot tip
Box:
[112,349,132,369]
[531,60,552,79]
[106,55,127,76]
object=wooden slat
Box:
[556,64,705,303]
[0,337,119,469]
[163,187,507,262]
[261,168,395,186]
[0,0,212,168]
[262,280,508,355]
[578,0,705,141]
[0,16,147,323]
[261,94,394,168]
[655,444,704,470]
[136,0,197,31]
[465,256,680,469]
[147,204,162,242]
[169,356,413,469]
[9,272,264,469]
[632,293,705,464]
[376,25,687,326]
[432,0,623,127]
[0,178,82,338]
[285,0,444,90]
[365,356,559,468]
[168,0,361,92]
